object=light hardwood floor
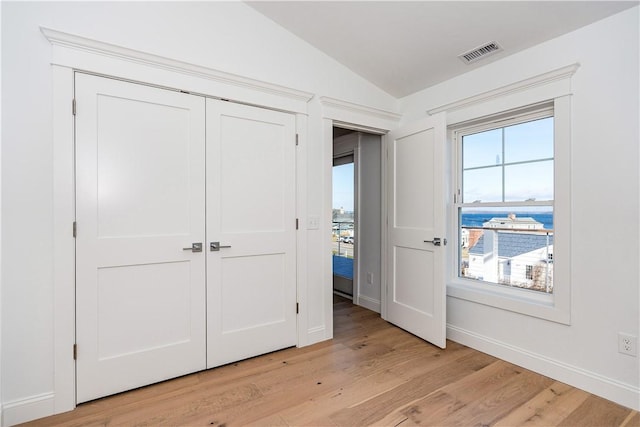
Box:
[24,296,639,426]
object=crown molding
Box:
[319,96,401,131]
[40,27,314,106]
[320,96,401,121]
[427,63,580,116]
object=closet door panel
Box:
[75,73,206,403]
[206,99,297,368]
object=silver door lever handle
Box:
[424,238,446,246]
[210,242,232,252]
[183,243,203,252]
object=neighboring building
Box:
[460,228,470,247]
[332,209,354,240]
[467,231,554,292]
[482,213,545,230]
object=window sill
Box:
[447,278,571,325]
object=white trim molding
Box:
[40,27,314,114]
[428,63,580,117]
[357,295,381,314]
[447,324,640,411]
[2,392,55,427]
[320,96,401,131]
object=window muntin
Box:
[457,112,554,294]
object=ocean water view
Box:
[461,212,554,230]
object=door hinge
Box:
[72,221,77,238]
[72,99,76,116]
[73,344,77,360]
[296,302,299,314]
[295,218,299,230]
[296,134,299,146]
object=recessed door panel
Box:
[96,95,192,238]
[394,129,435,230]
[221,254,287,333]
[393,246,434,316]
[97,262,192,360]
[219,115,287,233]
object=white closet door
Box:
[385,113,447,349]
[206,99,297,368]
[75,73,206,403]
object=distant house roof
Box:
[483,216,543,228]
[469,232,553,258]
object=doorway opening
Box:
[332,127,383,313]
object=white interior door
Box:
[75,73,206,402]
[385,113,447,348]
[206,99,297,368]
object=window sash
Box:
[454,107,555,293]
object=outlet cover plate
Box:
[618,332,638,356]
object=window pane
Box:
[463,166,502,203]
[462,128,502,169]
[504,160,554,202]
[504,117,553,163]
[459,206,554,293]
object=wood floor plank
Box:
[494,381,591,426]
[393,362,554,426]
[278,345,475,426]
[22,296,638,427]
[328,350,497,426]
[559,395,637,427]
[621,410,640,427]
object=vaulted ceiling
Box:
[247,1,638,97]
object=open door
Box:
[384,112,447,348]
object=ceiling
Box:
[247,1,638,98]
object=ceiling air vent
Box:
[458,42,502,64]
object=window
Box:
[446,88,571,324]
[525,265,534,280]
[455,105,555,294]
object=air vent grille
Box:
[459,42,502,64]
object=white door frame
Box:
[319,97,402,328]
[48,28,313,415]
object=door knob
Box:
[183,243,203,252]
[210,242,232,252]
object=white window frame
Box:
[447,96,571,324]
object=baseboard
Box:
[447,324,640,411]
[305,325,328,347]
[357,295,381,313]
[2,392,55,426]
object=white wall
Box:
[2,1,638,423]
[401,7,639,409]
[356,133,382,312]
[0,2,3,421]
[0,2,397,424]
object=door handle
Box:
[210,242,232,252]
[424,238,447,246]
[183,243,203,252]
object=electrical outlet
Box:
[618,333,638,356]
[307,215,320,230]
[366,272,373,285]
